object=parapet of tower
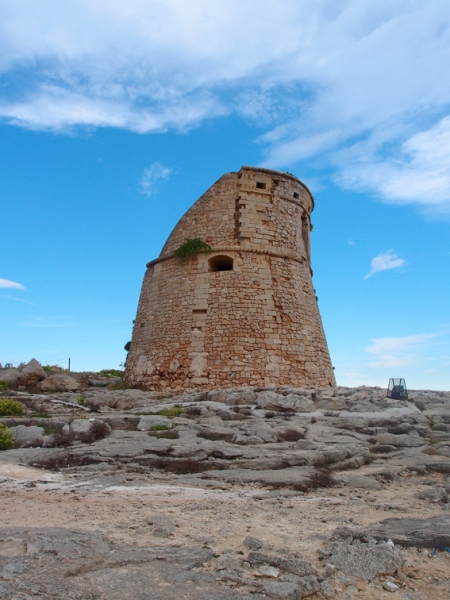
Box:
[124,166,335,391]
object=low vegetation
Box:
[148,457,222,474]
[0,423,15,450]
[0,380,15,391]
[0,399,25,416]
[158,406,185,418]
[197,429,234,442]
[268,468,337,492]
[173,238,212,261]
[277,428,306,442]
[42,364,67,373]
[78,421,111,444]
[28,410,51,418]
[185,406,202,417]
[97,369,124,378]
[30,451,101,471]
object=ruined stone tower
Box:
[124,166,335,390]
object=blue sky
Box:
[1,0,449,389]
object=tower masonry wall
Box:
[124,166,335,391]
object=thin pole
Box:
[68,358,71,372]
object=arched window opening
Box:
[209,255,234,272]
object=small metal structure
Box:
[387,378,408,400]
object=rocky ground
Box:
[1,373,450,599]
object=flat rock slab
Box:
[337,473,382,490]
[0,527,252,599]
[324,542,403,580]
[206,466,312,485]
[333,514,450,548]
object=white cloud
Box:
[364,250,405,279]
[366,333,440,368]
[338,116,450,213]
[0,278,26,290]
[1,2,450,211]
[138,162,171,197]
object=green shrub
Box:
[0,423,15,450]
[42,364,66,372]
[0,380,15,391]
[0,399,25,416]
[173,238,212,261]
[158,407,185,418]
[150,424,170,431]
[97,369,124,378]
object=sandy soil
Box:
[1,463,449,599]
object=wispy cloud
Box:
[366,333,440,369]
[0,294,34,305]
[1,2,450,212]
[138,162,171,197]
[20,316,74,328]
[364,250,405,279]
[0,278,26,290]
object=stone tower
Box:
[124,166,335,391]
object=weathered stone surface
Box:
[226,390,257,405]
[256,391,289,411]
[333,515,450,548]
[70,418,93,436]
[146,514,176,538]
[323,542,403,580]
[247,551,316,577]
[2,383,450,599]
[257,391,314,413]
[136,415,172,430]
[0,367,20,383]
[337,474,382,490]
[416,486,449,503]
[16,359,47,387]
[262,581,299,599]
[0,527,247,600]
[9,425,44,448]
[243,535,265,549]
[67,418,111,442]
[319,579,336,598]
[374,432,425,447]
[39,374,80,392]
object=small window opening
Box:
[293,192,299,199]
[209,255,234,272]
[256,182,266,189]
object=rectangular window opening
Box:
[256,182,266,189]
[192,309,207,314]
[293,192,300,199]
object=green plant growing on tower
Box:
[173,238,212,261]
